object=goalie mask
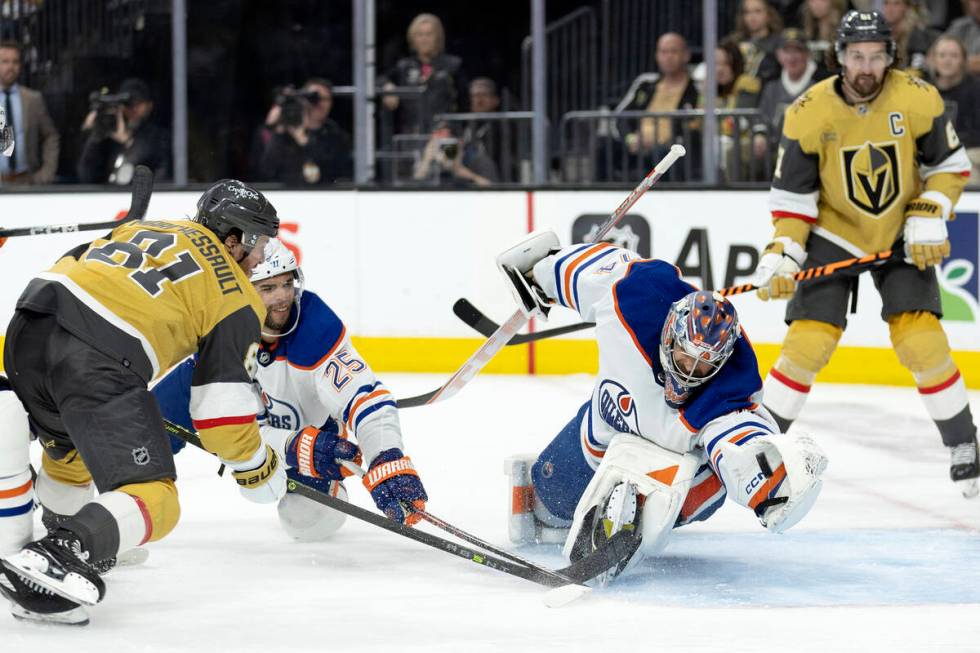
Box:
[250,238,304,338]
[0,104,13,157]
[658,290,741,407]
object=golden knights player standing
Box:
[0,180,285,625]
[751,10,978,498]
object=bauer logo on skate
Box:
[598,380,639,435]
[939,211,979,323]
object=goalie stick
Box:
[162,418,639,592]
[0,165,154,238]
[395,144,686,409]
[450,248,903,345]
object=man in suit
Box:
[0,40,60,185]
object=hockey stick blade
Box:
[0,165,153,238]
[453,298,595,344]
[164,419,581,590]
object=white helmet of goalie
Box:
[0,104,14,157]
[250,238,305,338]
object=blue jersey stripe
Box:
[552,244,592,307]
[706,421,774,454]
[0,500,34,517]
[570,247,617,310]
[352,400,397,431]
[342,382,382,423]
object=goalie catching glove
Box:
[362,449,428,526]
[903,195,951,271]
[753,237,806,301]
[286,424,362,481]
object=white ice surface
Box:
[4,375,979,652]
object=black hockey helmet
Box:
[835,10,896,62]
[195,179,279,252]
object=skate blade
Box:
[1,557,100,607]
[543,583,592,608]
[10,602,89,626]
[956,478,979,499]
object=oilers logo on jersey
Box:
[262,391,302,431]
[598,380,640,435]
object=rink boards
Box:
[0,189,977,387]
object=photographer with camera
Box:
[257,78,353,186]
[412,121,496,187]
[77,78,171,185]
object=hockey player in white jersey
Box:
[499,232,828,581]
[153,239,428,537]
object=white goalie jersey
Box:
[530,244,776,470]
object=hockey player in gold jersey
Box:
[752,10,978,498]
[0,179,284,625]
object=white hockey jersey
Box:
[153,290,404,466]
[531,244,776,474]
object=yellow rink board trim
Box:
[1,334,977,389]
[351,336,980,389]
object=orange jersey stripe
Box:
[0,479,32,499]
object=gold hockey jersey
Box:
[16,219,267,463]
[768,69,971,254]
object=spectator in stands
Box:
[944,0,980,75]
[382,13,468,135]
[0,40,58,185]
[599,32,699,181]
[752,29,824,163]
[460,77,513,182]
[259,78,353,186]
[77,78,170,185]
[883,0,938,74]
[701,38,762,181]
[801,0,847,66]
[730,0,783,82]
[928,35,980,184]
[413,121,496,187]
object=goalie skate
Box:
[571,481,641,587]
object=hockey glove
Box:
[903,197,950,271]
[286,424,362,482]
[229,444,287,504]
[753,238,806,301]
[362,448,428,526]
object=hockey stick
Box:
[337,459,576,583]
[0,165,154,238]
[717,248,898,296]
[162,418,636,592]
[453,297,595,343]
[395,145,687,409]
[451,248,902,345]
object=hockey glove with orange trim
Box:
[286,424,362,482]
[363,448,428,526]
[903,197,950,271]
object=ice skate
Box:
[1,530,105,607]
[950,439,979,499]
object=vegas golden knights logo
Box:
[841,141,901,217]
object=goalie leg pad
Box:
[0,384,34,556]
[563,434,701,571]
[277,481,348,542]
[709,431,828,533]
